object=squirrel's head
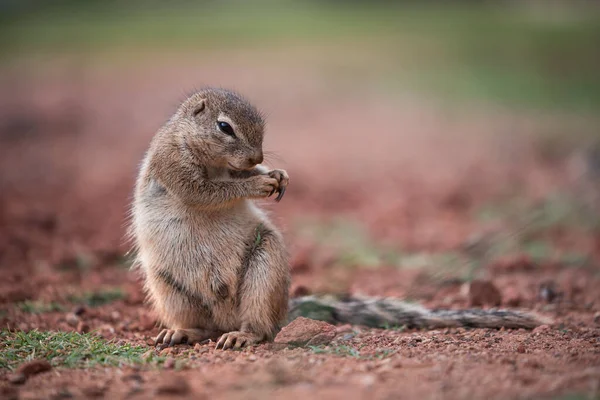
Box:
[174,88,265,170]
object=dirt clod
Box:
[7,372,26,385]
[464,280,502,307]
[154,375,191,395]
[503,287,522,307]
[17,359,52,378]
[160,347,173,356]
[532,325,550,335]
[275,317,337,346]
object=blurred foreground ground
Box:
[0,1,599,399]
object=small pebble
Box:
[193,343,209,354]
[110,311,121,321]
[163,357,176,369]
[516,344,526,354]
[532,325,550,335]
[65,313,80,327]
[160,347,173,356]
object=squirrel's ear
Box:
[192,99,206,116]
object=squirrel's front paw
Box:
[268,169,289,202]
[247,175,279,199]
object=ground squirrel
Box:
[132,88,290,350]
[131,88,546,350]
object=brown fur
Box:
[131,88,290,350]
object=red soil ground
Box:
[0,59,598,399]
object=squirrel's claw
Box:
[275,186,286,202]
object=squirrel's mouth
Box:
[228,162,249,171]
[228,162,256,171]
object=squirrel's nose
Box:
[248,152,263,166]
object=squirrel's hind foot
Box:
[154,328,220,347]
[215,331,262,350]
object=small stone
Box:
[163,357,176,369]
[77,321,90,334]
[248,355,257,362]
[532,325,550,335]
[516,344,526,354]
[593,312,600,325]
[72,305,86,316]
[65,313,80,327]
[7,373,26,385]
[538,281,559,303]
[160,347,173,356]
[110,311,121,321]
[503,287,522,307]
[446,344,457,352]
[155,375,191,395]
[275,317,337,347]
[17,359,52,378]
[98,324,115,335]
[464,280,502,307]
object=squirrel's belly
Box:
[135,201,258,285]
[138,216,246,268]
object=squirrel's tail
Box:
[288,295,550,329]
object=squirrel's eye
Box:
[217,121,236,137]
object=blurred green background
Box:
[2,0,599,112]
